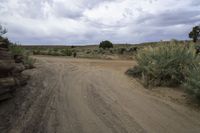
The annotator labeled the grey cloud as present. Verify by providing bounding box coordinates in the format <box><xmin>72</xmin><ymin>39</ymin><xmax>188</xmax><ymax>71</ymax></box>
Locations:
<box><xmin>137</xmin><ymin>9</ymin><xmax>200</xmax><ymax>27</ymax></box>
<box><xmin>83</xmin><ymin>0</ymin><xmax>118</xmax><ymax>8</ymax></box>
<box><xmin>0</xmin><ymin>0</ymin><xmax>200</xmax><ymax>45</ymax></box>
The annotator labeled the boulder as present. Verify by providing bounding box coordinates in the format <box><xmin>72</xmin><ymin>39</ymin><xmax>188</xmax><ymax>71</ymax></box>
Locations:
<box><xmin>0</xmin><ymin>37</ymin><xmax>30</xmax><ymax>102</ymax></box>
<box><xmin>0</xmin><ymin>50</ymin><xmax>12</xmax><ymax>60</ymax></box>
<box><xmin>14</xmin><ymin>55</ymin><xmax>24</xmax><ymax>63</ymax></box>
<box><xmin>0</xmin><ymin>60</ymin><xmax>15</xmax><ymax>72</ymax></box>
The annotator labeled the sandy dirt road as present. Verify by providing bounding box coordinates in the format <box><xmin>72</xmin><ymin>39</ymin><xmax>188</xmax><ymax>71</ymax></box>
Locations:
<box><xmin>5</xmin><ymin>56</ymin><xmax>200</xmax><ymax>133</ymax></box>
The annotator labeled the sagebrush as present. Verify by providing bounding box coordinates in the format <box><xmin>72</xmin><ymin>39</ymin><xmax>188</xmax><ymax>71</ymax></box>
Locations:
<box><xmin>184</xmin><ymin>65</ymin><xmax>200</xmax><ymax>99</ymax></box>
<box><xmin>129</xmin><ymin>43</ymin><xmax>198</xmax><ymax>87</ymax></box>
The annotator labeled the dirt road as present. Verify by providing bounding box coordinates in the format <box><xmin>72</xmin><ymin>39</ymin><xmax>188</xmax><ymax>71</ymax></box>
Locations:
<box><xmin>5</xmin><ymin>56</ymin><xmax>200</xmax><ymax>133</ymax></box>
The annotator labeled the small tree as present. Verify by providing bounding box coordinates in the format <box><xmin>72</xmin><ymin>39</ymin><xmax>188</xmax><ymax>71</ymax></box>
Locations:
<box><xmin>189</xmin><ymin>25</ymin><xmax>200</xmax><ymax>43</ymax></box>
<box><xmin>99</xmin><ymin>40</ymin><xmax>113</xmax><ymax>49</ymax></box>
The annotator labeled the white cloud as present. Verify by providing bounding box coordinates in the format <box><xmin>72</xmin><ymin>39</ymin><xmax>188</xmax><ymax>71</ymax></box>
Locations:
<box><xmin>0</xmin><ymin>0</ymin><xmax>200</xmax><ymax>45</ymax></box>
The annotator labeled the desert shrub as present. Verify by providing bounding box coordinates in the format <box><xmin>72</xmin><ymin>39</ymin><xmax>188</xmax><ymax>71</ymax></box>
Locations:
<box><xmin>126</xmin><ymin>66</ymin><xmax>143</xmax><ymax>77</ymax></box>
<box><xmin>131</xmin><ymin>43</ymin><xmax>198</xmax><ymax>86</ymax></box>
<box><xmin>33</xmin><ymin>50</ymin><xmax>41</xmax><ymax>55</ymax></box>
<box><xmin>23</xmin><ymin>53</ymin><xmax>36</xmax><ymax>69</ymax></box>
<box><xmin>9</xmin><ymin>44</ymin><xmax>25</xmax><ymax>56</ymax></box>
<box><xmin>61</xmin><ymin>48</ymin><xmax>72</xmax><ymax>56</ymax></box>
<box><xmin>9</xmin><ymin>44</ymin><xmax>35</xmax><ymax>68</ymax></box>
<box><xmin>129</xmin><ymin>47</ymin><xmax>138</xmax><ymax>52</ymax></box>
<box><xmin>170</xmin><ymin>39</ymin><xmax>179</xmax><ymax>45</ymax></box>
<box><xmin>86</xmin><ymin>50</ymin><xmax>92</xmax><ymax>54</ymax></box>
<box><xmin>184</xmin><ymin>65</ymin><xmax>200</xmax><ymax>99</ymax></box>
<box><xmin>71</xmin><ymin>45</ymin><xmax>75</xmax><ymax>48</ymax></box>
<box><xmin>97</xmin><ymin>48</ymin><xmax>104</xmax><ymax>54</ymax></box>
<box><xmin>48</xmin><ymin>49</ymin><xmax>59</xmax><ymax>56</ymax></box>
<box><xmin>53</xmin><ymin>48</ymin><xmax>58</xmax><ymax>52</ymax></box>
<box><xmin>118</xmin><ymin>48</ymin><xmax>126</xmax><ymax>54</ymax></box>
<box><xmin>99</xmin><ymin>40</ymin><xmax>113</xmax><ymax>49</ymax></box>
<box><xmin>73</xmin><ymin>52</ymin><xmax>77</xmax><ymax>57</ymax></box>
<box><xmin>48</xmin><ymin>49</ymin><xmax>53</xmax><ymax>55</ymax></box>
<box><xmin>195</xmin><ymin>44</ymin><xmax>200</xmax><ymax>54</ymax></box>
<box><xmin>38</xmin><ymin>51</ymin><xmax>47</xmax><ymax>55</ymax></box>
<box><xmin>93</xmin><ymin>49</ymin><xmax>98</xmax><ymax>53</ymax></box>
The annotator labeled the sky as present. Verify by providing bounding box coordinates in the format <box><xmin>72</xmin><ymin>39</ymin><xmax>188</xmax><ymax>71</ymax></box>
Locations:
<box><xmin>0</xmin><ymin>0</ymin><xmax>200</xmax><ymax>45</ymax></box>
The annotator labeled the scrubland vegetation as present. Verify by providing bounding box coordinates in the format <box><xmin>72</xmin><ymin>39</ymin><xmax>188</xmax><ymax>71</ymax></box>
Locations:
<box><xmin>0</xmin><ymin>25</ymin><xmax>34</xmax><ymax>101</ymax></box>
<box><xmin>2</xmin><ymin>24</ymin><xmax>200</xmax><ymax>101</ymax></box>
<box><xmin>9</xmin><ymin>44</ymin><xmax>35</xmax><ymax>69</ymax></box>
<box><xmin>127</xmin><ymin>25</ymin><xmax>200</xmax><ymax>100</ymax></box>
<box><xmin>128</xmin><ymin>43</ymin><xmax>200</xmax><ymax>99</ymax></box>
<box><xmin>0</xmin><ymin>25</ymin><xmax>35</xmax><ymax>69</ymax></box>
<box><xmin>127</xmin><ymin>43</ymin><xmax>197</xmax><ymax>86</ymax></box>
<box><xmin>27</xmin><ymin>44</ymin><xmax>138</xmax><ymax>59</ymax></box>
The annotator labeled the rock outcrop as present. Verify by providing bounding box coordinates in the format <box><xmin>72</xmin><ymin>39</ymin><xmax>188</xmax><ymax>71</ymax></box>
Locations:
<box><xmin>0</xmin><ymin>37</ymin><xmax>29</xmax><ymax>101</ymax></box>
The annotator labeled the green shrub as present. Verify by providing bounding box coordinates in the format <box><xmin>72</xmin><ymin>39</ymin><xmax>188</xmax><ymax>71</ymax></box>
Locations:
<box><xmin>23</xmin><ymin>54</ymin><xmax>36</xmax><ymax>69</ymax></box>
<box><xmin>184</xmin><ymin>65</ymin><xmax>200</xmax><ymax>99</ymax></box>
<box><xmin>99</xmin><ymin>40</ymin><xmax>113</xmax><ymax>49</ymax></box>
<box><xmin>9</xmin><ymin>44</ymin><xmax>35</xmax><ymax>69</ymax></box>
<box><xmin>9</xmin><ymin>44</ymin><xmax>25</xmax><ymax>56</ymax></box>
<box><xmin>48</xmin><ymin>49</ymin><xmax>56</xmax><ymax>55</ymax></box>
<box><xmin>73</xmin><ymin>52</ymin><xmax>77</xmax><ymax>57</ymax></box>
<box><xmin>61</xmin><ymin>48</ymin><xmax>72</xmax><ymax>56</ymax></box>
<box><xmin>126</xmin><ymin>66</ymin><xmax>143</xmax><ymax>77</ymax></box>
<box><xmin>86</xmin><ymin>50</ymin><xmax>91</xmax><ymax>54</ymax></box>
<box><xmin>33</xmin><ymin>50</ymin><xmax>41</xmax><ymax>55</ymax></box>
<box><xmin>128</xmin><ymin>47</ymin><xmax>138</xmax><ymax>52</ymax></box>
<box><xmin>132</xmin><ymin>43</ymin><xmax>198</xmax><ymax>86</ymax></box>
<box><xmin>118</xmin><ymin>48</ymin><xmax>126</xmax><ymax>54</ymax></box>
<box><xmin>53</xmin><ymin>48</ymin><xmax>58</xmax><ymax>52</ymax></box>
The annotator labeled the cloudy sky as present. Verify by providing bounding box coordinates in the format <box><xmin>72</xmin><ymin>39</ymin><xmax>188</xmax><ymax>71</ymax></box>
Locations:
<box><xmin>0</xmin><ymin>0</ymin><xmax>200</xmax><ymax>45</ymax></box>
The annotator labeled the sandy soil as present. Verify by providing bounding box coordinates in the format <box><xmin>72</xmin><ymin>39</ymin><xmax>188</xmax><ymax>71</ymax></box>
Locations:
<box><xmin>1</xmin><ymin>56</ymin><xmax>200</xmax><ymax>133</ymax></box>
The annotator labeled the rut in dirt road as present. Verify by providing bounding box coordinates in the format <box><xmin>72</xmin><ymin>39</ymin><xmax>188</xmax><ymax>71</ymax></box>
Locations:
<box><xmin>7</xmin><ymin>56</ymin><xmax>200</xmax><ymax>133</ymax></box>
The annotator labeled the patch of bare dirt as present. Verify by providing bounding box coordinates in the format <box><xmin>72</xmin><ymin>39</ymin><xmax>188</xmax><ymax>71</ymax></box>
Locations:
<box><xmin>1</xmin><ymin>56</ymin><xmax>200</xmax><ymax>133</ymax></box>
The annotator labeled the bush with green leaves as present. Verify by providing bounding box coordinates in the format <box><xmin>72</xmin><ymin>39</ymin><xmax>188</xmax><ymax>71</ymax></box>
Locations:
<box><xmin>9</xmin><ymin>44</ymin><xmax>26</xmax><ymax>56</ymax></box>
<box><xmin>61</xmin><ymin>48</ymin><xmax>72</xmax><ymax>56</ymax></box>
<box><xmin>99</xmin><ymin>40</ymin><xmax>113</xmax><ymax>49</ymax></box>
<box><xmin>33</xmin><ymin>50</ymin><xmax>40</xmax><ymax>55</ymax></box>
<box><xmin>118</xmin><ymin>48</ymin><xmax>126</xmax><ymax>54</ymax></box>
<box><xmin>184</xmin><ymin>65</ymin><xmax>200</xmax><ymax>99</ymax></box>
<box><xmin>128</xmin><ymin>47</ymin><xmax>138</xmax><ymax>52</ymax></box>
<box><xmin>9</xmin><ymin>44</ymin><xmax>35</xmax><ymax>68</ymax></box>
<box><xmin>131</xmin><ymin>43</ymin><xmax>198</xmax><ymax>87</ymax></box>
<box><xmin>23</xmin><ymin>53</ymin><xmax>36</xmax><ymax>69</ymax></box>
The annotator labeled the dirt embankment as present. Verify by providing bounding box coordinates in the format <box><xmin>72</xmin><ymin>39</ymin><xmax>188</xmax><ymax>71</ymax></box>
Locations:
<box><xmin>1</xmin><ymin>56</ymin><xmax>200</xmax><ymax>133</ymax></box>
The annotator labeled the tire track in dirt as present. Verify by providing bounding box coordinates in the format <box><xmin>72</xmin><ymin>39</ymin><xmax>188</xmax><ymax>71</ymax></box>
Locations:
<box><xmin>6</xmin><ymin>56</ymin><xmax>200</xmax><ymax>133</ymax></box>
